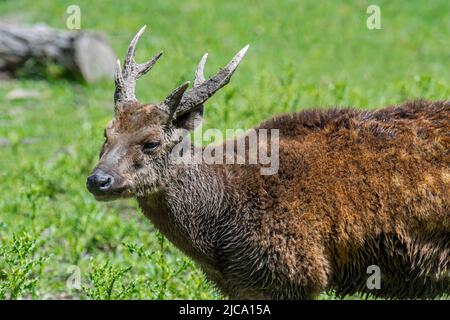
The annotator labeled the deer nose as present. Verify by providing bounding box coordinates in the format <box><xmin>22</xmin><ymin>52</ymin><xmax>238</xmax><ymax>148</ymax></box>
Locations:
<box><xmin>86</xmin><ymin>170</ymin><xmax>114</xmax><ymax>194</ymax></box>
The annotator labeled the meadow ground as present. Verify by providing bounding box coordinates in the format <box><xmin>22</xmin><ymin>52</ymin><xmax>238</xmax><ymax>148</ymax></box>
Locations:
<box><xmin>0</xmin><ymin>0</ymin><xmax>449</xmax><ymax>299</ymax></box>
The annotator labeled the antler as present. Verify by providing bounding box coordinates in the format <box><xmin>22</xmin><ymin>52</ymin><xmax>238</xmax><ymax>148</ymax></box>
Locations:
<box><xmin>114</xmin><ymin>27</ymin><xmax>249</xmax><ymax>117</ymax></box>
<box><xmin>180</xmin><ymin>45</ymin><xmax>249</xmax><ymax>115</ymax></box>
<box><xmin>194</xmin><ymin>53</ymin><xmax>208</xmax><ymax>87</ymax></box>
<box><xmin>114</xmin><ymin>26</ymin><xmax>162</xmax><ymax>110</ymax></box>
<box><xmin>163</xmin><ymin>53</ymin><xmax>208</xmax><ymax>122</ymax></box>
<box><xmin>162</xmin><ymin>45</ymin><xmax>249</xmax><ymax>119</ymax></box>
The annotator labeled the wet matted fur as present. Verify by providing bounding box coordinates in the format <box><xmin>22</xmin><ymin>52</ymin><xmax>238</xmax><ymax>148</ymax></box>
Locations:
<box><xmin>134</xmin><ymin>100</ymin><xmax>449</xmax><ymax>299</ymax></box>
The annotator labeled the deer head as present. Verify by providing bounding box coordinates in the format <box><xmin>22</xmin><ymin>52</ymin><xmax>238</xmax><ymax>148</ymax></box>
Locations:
<box><xmin>86</xmin><ymin>26</ymin><xmax>248</xmax><ymax>201</ymax></box>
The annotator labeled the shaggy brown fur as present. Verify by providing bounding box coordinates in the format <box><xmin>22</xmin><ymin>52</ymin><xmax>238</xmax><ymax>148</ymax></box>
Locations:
<box><xmin>89</xmin><ymin>98</ymin><xmax>449</xmax><ymax>299</ymax></box>
<box><xmin>248</xmin><ymin>99</ymin><xmax>450</xmax><ymax>298</ymax></box>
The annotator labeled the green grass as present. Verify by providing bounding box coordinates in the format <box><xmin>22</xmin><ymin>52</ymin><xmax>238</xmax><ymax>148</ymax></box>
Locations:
<box><xmin>0</xmin><ymin>0</ymin><xmax>449</xmax><ymax>299</ymax></box>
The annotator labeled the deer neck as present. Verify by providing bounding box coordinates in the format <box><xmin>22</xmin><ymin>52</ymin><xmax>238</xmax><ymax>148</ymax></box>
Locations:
<box><xmin>136</xmin><ymin>162</ymin><xmax>228</xmax><ymax>267</ymax></box>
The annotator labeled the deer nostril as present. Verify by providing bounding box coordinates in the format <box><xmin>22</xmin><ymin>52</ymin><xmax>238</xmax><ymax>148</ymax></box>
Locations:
<box><xmin>99</xmin><ymin>176</ymin><xmax>112</xmax><ymax>189</ymax></box>
<box><xmin>87</xmin><ymin>170</ymin><xmax>114</xmax><ymax>194</ymax></box>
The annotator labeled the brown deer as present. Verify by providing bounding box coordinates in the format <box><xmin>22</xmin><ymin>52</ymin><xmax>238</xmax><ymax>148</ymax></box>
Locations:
<box><xmin>87</xmin><ymin>26</ymin><xmax>450</xmax><ymax>299</ymax></box>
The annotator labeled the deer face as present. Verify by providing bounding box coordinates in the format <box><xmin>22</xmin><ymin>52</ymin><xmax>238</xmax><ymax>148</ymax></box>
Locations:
<box><xmin>87</xmin><ymin>103</ymin><xmax>172</xmax><ymax>201</ymax></box>
<box><xmin>86</xmin><ymin>26</ymin><xmax>248</xmax><ymax>201</ymax></box>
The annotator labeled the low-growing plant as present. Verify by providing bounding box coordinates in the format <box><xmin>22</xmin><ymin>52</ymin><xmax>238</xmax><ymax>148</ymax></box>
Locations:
<box><xmin>0</xmin><ymin>232</ymin><xmax>45</xmax><ymax>299</ymax></box>
<box><xmin>124</xmin><ymin>234</ymin><xmax>195</xmax><ymax>299</ymax></box>
<box><xmin>83</xmin><ymin>259</ymin><xmax>136</xmax><ymax>300</ymax></box>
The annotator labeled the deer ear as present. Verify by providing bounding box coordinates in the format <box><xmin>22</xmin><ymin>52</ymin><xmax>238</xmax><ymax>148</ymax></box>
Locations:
<box><xmin>169</xmin><ymin>52</ymin><xmax>208</xmax><ymax>131</ymax></box>
<box><xmin>162</xmin><ymin>81</ymin><xmax>203</xmax><ymax>131</ymax></box>
<box><xmin>163</xmin><ymin>81</ymin><xmax>190</xmax><ymax>121</ymax></box>
<box><xmin>172</xmin><ymin>106</ymin><xmax>203</xmax><ymax>131</ymax></box>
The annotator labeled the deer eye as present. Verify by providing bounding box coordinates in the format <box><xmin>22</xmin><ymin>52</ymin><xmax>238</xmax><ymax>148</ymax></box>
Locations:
<box><xmin>142</xmin><ymin>141</ymin><xmax>160</xmax><ymax>153</ymax></box>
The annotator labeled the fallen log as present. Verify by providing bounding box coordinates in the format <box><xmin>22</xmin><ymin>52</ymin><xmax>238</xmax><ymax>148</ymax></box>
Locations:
<box><xmin>0</xmin><ymin>23</ymin><xmax>117</xmax><ymax>83</ymax></box>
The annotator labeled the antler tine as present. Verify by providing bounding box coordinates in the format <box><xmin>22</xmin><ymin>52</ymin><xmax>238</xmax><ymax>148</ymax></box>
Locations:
<box><xmin>114</xmin><ymin>59</ymin><xmax>124</xmax><ymax>88</ymax></box>
<box><xmin>124</xmin><ymin>26</ymin><xmax>147</xmax><ymax>68</ymax></box>
<box><xmin>124</xmin><ymin>26</ymin><xmax>163</xmax><ymax>78</ymax></box>
<box><xmin>136</xmin><ymin>51</ymin><xmax>163</xmax><ymax>78</ymax></box>
<box><xmin>223</xmin><ymin>44</ymin><xmax>249</xmax><ymax>79</ymax></box>
<box><xmin>194</xmin><ymin>53</ymin><xmax>208</xmax><ymax>87</ymax></box>
<box><xmin>114</xmin><ymin>59</ymin><xmax>125</xmax><ymax>108</ymax></box>
<box><xmin>114</xmin><ymin>26</ymin><xmax>163</xmax><ymax>109</ymax></box>
<box><xmin>176</xmin><ymin>45</ymin><xmax>249</xmax><ymax>116</ymax></box>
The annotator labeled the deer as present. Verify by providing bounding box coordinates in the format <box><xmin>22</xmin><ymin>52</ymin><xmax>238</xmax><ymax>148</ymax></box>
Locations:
<box><xmin>87</xmin><ymin>26</ymin><xmax>450</xmax><ymax>299</ymax></box>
